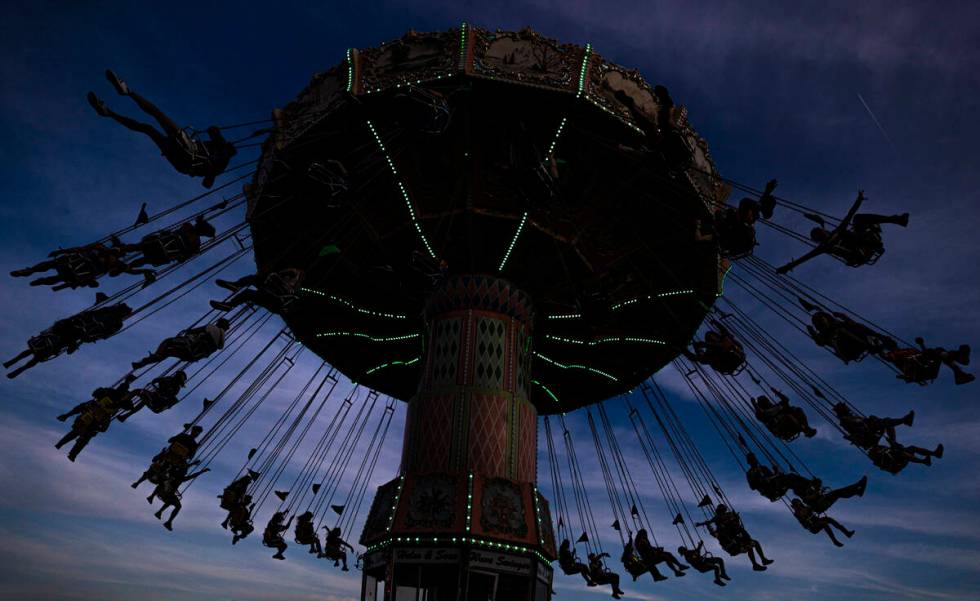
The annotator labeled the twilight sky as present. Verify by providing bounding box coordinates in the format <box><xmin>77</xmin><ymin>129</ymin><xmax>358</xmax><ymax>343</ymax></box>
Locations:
<box><xmin>2</xmin><ymin>1</ymin><xmax>980</xmax><ymax>600</ymax></box>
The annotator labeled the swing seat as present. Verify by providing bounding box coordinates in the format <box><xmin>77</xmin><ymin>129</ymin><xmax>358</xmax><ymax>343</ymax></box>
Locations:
<box><xmin>295</xmin><ymin>533</ymin><xmax>317</xmax><ymax>545</ymax></box>
<box><xmin>146</xmin><ymin>393</ymin><xmax>180</xmax><ymax>414</ymax></box>
<box><xmin>61</xmin><ymin>253</ymin><xmax>101</xmax><ymax>279</ymax></box>
<box><xmin>27</xmin><ymin>334</ymin><xmax>62</xmax><ymax>358</ymax></box>
<box><xmin>710</xmin><ymin>353</ymin><xmax>746</xmax><ymax>375</ymax></box>
<box><xmin>624</xmin><ymin>560</ymin><xmax>647</xmax><ymax>579</ymax></box>
<box><xmin>765</xmin><ymin>415</ymin><xmax>805</xmax><ymax>441</ymax></box>
<box><xmin>169</xmin><ymin>442</ymin><xmax>192</xmax><ymax>459</ymax></box>
<box><xmin>219</xmin><ymin>494</ymin><xmax>239</xmax><ymax>511</ymax></box>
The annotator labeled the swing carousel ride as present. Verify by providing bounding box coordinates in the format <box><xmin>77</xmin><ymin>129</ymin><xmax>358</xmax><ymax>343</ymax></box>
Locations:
<box><xmin>6</xmin><ymin>24</ymin><xmax>973</xmax><ymax>601</ymax></box>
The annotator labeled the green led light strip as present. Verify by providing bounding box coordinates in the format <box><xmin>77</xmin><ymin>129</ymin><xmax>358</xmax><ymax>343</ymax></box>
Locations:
<box><xmin>301</xmin><ymin>288</ymin><xmax>408</xmax><ymax>319</ymax></box>
<box><xmin>386</xmin><ymin>476</ymin><xmax>405</xmax><ymax>532</ymax></box>
<box><xmin>364</xmin><ymin>74</ymin><xmax>447</xmax><ymax>95</ymax></box>
<box><xmin>365</xmin><ymin>535</ymin><xmax>551</xmax><ymax>565</ymax></box>
<box><xmin>497</xmin><ymin>211</ymin><xmax>528</xmax><ymax>272</ymax></box>
<box><xmin>610</xmin><ymin>289</ymin><xmax>696</xmax><ymax>311</ymax></box>
<box><xmin>535</xmin><ymin>45</ymin><xmax>589</xmax><ymax>173</ymax></box>
<box><xmin>465</xmin><ymin>472</ymin><xmax>474</xmax><ymax>532</ymax></box>
<box><xmin>576</xmin><ymin>44</ymin><xmax>592</xmax><ymax>98</ymax></box>
<box><xmin>533</xmin><ymin>487</ymin><xmax>545</xmax><ymax>548</ymax></box>
<box><xmin>585</xmin><ymin>96</ymin><xmax>644</xmax><ymax>134</ymax></box>
<box><xmin>538</xmin><ymin>46</ymin><xmax>591</xmax><ymax>174</ymax></box>
<box><xmin>458</xmin><ymin>22</ymin><xmax>468</xmax><ymax>69</ymax></box>
<box><xmin>316</xmin><ymin>331</ymin><xmax>420</xmax><ymax>343</ymax></box>
<box><xmin>346</xmin><ymin>48</ymin><xmax>354</xmax><ymax>93</ymax></box>
<box><xmin>546</xmin><ymin>117</ymin><xmax>567</xmax><ymax>156</ymax></box>
<box><xmin>531</xmin><ymin>379</ymin><xmax>560</xmax><ymax>406</ymax></box>
<box><xmin>365</xmin><ymin>357</ymin><xmax>420</xmax><ymax>376</ymax></box>
<box><xmin>718</xmin><ymin>262</ymin><xmax>733</xmax><ymax>297</ymax></box>
<box><xmin>544</xmin><ymin>334</ymin><xmax>666</xmax><ymax>347</ymax></box>
<box><xmin>534</xmin><ymin>352</ymin><xmax>619</xmax><ymax>382</ymax></box>
<box><xmin>546</xmin><ymin>313</ymin><xmax>581</xmax><ymax>320</ymax></box>
<box><xmin>366</xmin><ymin>120</ymin><xmax>438</xmax><ymax>259</ymax></box>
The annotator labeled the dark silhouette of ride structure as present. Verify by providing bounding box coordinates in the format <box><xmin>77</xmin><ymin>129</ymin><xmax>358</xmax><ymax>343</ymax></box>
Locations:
<box><xmin>244</xmin><ymin>24</ymin><xmax>731</xmax><ymax>600</ymax></box>
<box><xmin>4</xmin><ymin>22</ymin><xmax>975</xmax><ymax>601</ymax></box>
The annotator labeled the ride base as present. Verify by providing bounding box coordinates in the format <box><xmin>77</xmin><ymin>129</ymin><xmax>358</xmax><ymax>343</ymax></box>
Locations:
<box><xmin>359</xmin><ymin>275</ymin><xmax>556</xmax><ymax>600</ymax></box>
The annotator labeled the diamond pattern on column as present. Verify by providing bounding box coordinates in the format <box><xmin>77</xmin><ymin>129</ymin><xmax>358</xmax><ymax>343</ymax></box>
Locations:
<box><xmin>428</xmin><ymin>317</ymin><xmax>461</xmax><ymax>388</ymax></box>
<box><xmin>468</xmin><ymin>392</ymin><xmax>508</xmax><ymax>476</ymax></box>
<box><xmin>416</xmin><ymin>394</ymin><xmax>455</xmax><ymax>473</ymax></box>
<box><xmin>473</xmin><ymin>317</ymin><xmax>506</xmax><ymax>389</ymax></box>
<box><xmin>514</xmin><ymin>327</ymin><xmax>530</xmax><ymax>400</ymax></box>
<box><xmin>517</xmin><ymin>403</ymin><xmax>537</xmax><ymax>481</ymax></box>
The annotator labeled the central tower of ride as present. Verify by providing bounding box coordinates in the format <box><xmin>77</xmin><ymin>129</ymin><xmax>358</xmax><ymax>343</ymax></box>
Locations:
<box><xmin>246</xmin><ymin>24</ymin><xmax>727</xmax><ymax>600</ymax></box>
<box><xmin>360</xmin><ymin>275</ymin><xmax>553</xmax><ymax>599</ymax></box>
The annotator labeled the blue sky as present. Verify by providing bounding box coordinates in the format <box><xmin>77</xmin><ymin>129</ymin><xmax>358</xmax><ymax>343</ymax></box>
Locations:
<box><xmin>2</xmin><ymin>1</ymin><xmax>979</xmax><ymax>600</ymax></box>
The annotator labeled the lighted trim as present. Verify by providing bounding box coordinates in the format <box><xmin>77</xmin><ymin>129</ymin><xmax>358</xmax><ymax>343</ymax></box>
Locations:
<box><xmin>301</xmin><ymin>288</ymin><xmax>408</xmax><ymax>320</ymax></box>
<box><xmin>458</xmin><ymin>22</ymin><xmax>468</xmax><ymax>69</ymax></box>
<box><xmin>718</xmin><ymin>262</ymin><xmax>733</xmax><ymax>297</ymax></box>
<box><xmin>316</xmin><ymin>331</ymin><xmax>420</xmax><ymax>343</ymax></box>
<box><xmin>534</xmin><ymin>352</ymin><xmax>619</xmax><ymax>382</ymax></box>
<box><xmin>544</xmin><ymin>334</ymin><xmax>666</xmax><ymax>346</ymax></box>
<box><xmin>346</xmin><ymin>48</ymin><xmax>354</xmax><ymax>93</ymax></box>
<box><xmin>365</xmin><ymin>534</ymin><xmax>551</xmax><ymax>565</ymax></box>
<box><xmin>386</xmin><ymin>476</ymin><xmax>405</xmax><ymax>532</ymax></box>
<box><xmin>497</xmin><ymin>211</ymin><xmax>529</xmax><ymax>272</ymax></box>
<box><xmin>366</xmin><ymin>120</ymin><xmax>438</xmax><ymax>259</ymax></box>
<box><xmin>610</xmin><ymin>289</ymin><xmax>695</xmax><ymax>311</ymax></box>
<box><xmin>364</xmin><ymin>357</ymin><xmax>420</xmax><ymax>376</ymax></box>
<box><xmin>465</xmin><ymin>472</ymin><xmax>474</xmax><ymax>532</ymax></box>
<box><xmin>576</xmin><ymin>44</ymin><xmax>592</xmax><ymax>98</ymax></box>
<box><xmin>532</xmin><ymin>379</ymin><xmax>561</xmax><ymax>406</ymax></box>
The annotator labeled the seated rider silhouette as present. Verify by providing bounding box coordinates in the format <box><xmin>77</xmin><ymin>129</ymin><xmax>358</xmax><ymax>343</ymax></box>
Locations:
<box><xmin>685</xmin><ymin>320</ymin><xmax>746</xmax><ymax>375</ymax></box>
<box><xmin>696</xmin><ymin>504</ymin><xmax>773</xmax><ymax>572</ymax></box>
<box><xmin>620</xmin><ymin>534</ymin><xmax>649</xmax><ymax>581</ymax></box>
<box><xmin>55</xmin><ymin>374</ymin><xmax>137</xmax><ymax>461</ymax></box>
<box><xmin>211</xmin><ymin>268</ymin><xmax>305</xmax><ymax>315</ymax></box>
<box><xmin>833</xmin><ymin>403</ymin><xmax>916</xmax><ymax>450</ymax></box>
<box><xmin>634</xmin><ymin>528</ymin><xmax>689</xmax><ymax>580</ymax></box>
<box><xmin>11</xmin><ymin>243</ymin><xmax>151</xmax><ymax>290</ymax></box>
<box><xmin>777</xmin><ymin>191</ymin><xmax>909</xmax><ymax>273</ymax></box>
<box><xmin>800</xmin><ymin>298</ymin><xmax>897</xmax><ymax>363</ymax></box>
<box><xmin>559</xmin><ymin>539</ymin><xmax>596</xmax><ymax>586</ymax></box>
<box><xmin>883</xmin><ymin>337</ymin><xmax>973</xmax><ymax>386</ymax></box>
<box><xmin>4</xmin><ymin>301</ymin><xmax>133</xmax><ymax>378</ymax></box>
<box><xmin>678</xmin><ymin>541</ymin><xmax>730</xmax><ymax>586</ymax></box>
<box><xmin>790</xmin><ymin>498</ymin><xmax>854</xmax><ymax>547</ymax></box>
<box><xmin>587</xmin><ymin>552</ymin><xmax>625</xmax><ymax>599</ymax></box>
<box><xmin>121</xmin><ymin>216</ymin><xmax>217</xmax><ymax>272</ymax></box>
<box><xmin>322</xmin><ymin>527</ymin><xmax>355</xmax><ymax>571</ymax></box>
<box><xmin>294</xmin><ymin>511</ymin><xmax>324</xmax><ymax>556</ymax></box>
<box><xmin>263</xmin><ymin>511</ymin><xmax>293</xmax><ymax>560</ymax></box>
<box><xmin>868</xmin><ymin>439</ymin><xmax>943</xmax><ymax>475</ymax></box>
<box><xmin>696</xmin><ymin>180</ymin><xmax>777</xmax><ymax>259</ymax></box>
<box><xmin>88</xmin><ymin>70</ymin><xmax>236</xmax><ymax>188</ymax></box>
<box><xmin>118</xmin><ymin>370</ymin><xmax>188</xmax><ymax>419</ymax></box>
<box><xmin>751</xmin><ymin>389</ymin><xmax>817</xmax><ymax>440</ymax></box>
<box><xmin>744</xmin><ymin>451</ymin><xmax>812</xmax><ymax>502</ymax></box>
<box><xmin>131</xmin><ymin>319</ymin><xmax>229</xmax><ymax>370</ymax></box>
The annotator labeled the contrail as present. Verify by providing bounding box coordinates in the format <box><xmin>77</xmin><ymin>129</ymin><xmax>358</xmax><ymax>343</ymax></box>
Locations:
<box><xmin>857</xmin><ymin>92</ymin><xmax>896</xmax><ymax>150</ymax></box>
